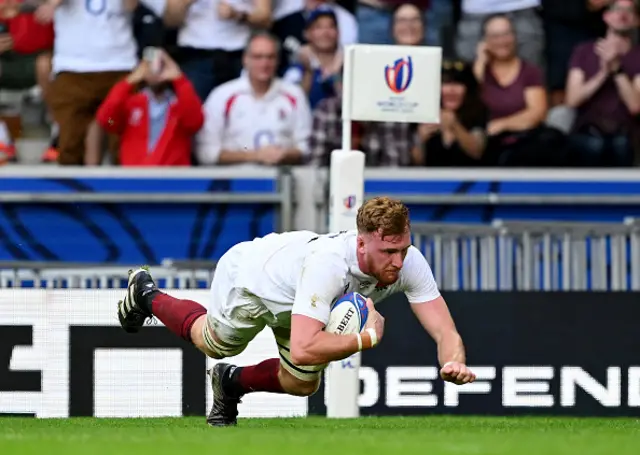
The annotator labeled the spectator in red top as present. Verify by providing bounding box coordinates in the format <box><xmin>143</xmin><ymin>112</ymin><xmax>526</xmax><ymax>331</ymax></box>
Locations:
<box><xmin>0</xmin><ymin>0</ymin><xmax>53</xmax><ymax>90</ymax></box>
<box><xmin>0</xmin><ymin>0</ymin><xmax>54</xmax><ymax>163</ymax></box>
<box><xmin>93</xmin><ymin>49</ymin><xmax>204</xmax><ymax>166</ymax></box>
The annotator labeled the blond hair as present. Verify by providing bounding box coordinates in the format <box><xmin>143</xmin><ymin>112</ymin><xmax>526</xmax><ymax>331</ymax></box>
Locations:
<box><xmin>356</xmin><ymin>196</ymin><xmax>410</xmax><ymax>237</ymax></box>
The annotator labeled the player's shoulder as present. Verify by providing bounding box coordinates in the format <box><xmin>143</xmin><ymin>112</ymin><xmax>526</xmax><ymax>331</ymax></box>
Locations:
<box><xmin>305</xmin><ymin>231</ymin><xmax>355</xmax><ymax>266</ymax></box>
<box><xmin>400</xmin><ymin>245</ymin><xmax>432</xmax><ymax>276</ymax></box>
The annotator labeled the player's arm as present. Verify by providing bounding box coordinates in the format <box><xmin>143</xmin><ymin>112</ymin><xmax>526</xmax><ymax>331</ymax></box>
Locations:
<box><xmin>403</xmin><ymin>247</ymin><xmax>475</xmax><ymax>385</ymax></box>
<box><xmin>290</xmin><ymin>256</ymin><xmax>376</xmax><ymax>366</ymax></box>
<box><xmin>411</xmin><ymin>296</ymin><xmax>466</xmax><ymax>368</ymax></box>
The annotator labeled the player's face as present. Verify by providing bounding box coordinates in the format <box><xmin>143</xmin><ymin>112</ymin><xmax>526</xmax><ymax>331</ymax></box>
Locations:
<box><xmin>360</xmin><ymin>230</ymin><xmax>412</xmax><ymax>285</ymax></box>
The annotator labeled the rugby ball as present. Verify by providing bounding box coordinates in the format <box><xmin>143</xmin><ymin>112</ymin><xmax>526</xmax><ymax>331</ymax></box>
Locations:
<box><xmin>325</xmin><ymin>292</ymin><xmax>369</xmax><ymax>335</ymax></box>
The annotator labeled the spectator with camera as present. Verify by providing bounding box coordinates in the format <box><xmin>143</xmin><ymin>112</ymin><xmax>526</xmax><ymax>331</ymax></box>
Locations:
<box><xmin>412</xmin><ymin>60</ymin><xmax>487</xmax><ymax>167</ymax></box>
<box><xmin>92</xmin><ymin>48</ymin><xmax>203</xmax><ymax>166</ymax></box>
<box><xmin>196</xmin><ymin>31</ymin><xmax>311</xmax><ymax>166</ymax></box>
<box><xmin>457</xmin><ymin>0</ymin><xmax>544</xmax><ymax>69</ymax></box>
<box><xmin>565</xmin><ymin>0</ymin><xmax>640</xmax><ymax>167</ymax></box>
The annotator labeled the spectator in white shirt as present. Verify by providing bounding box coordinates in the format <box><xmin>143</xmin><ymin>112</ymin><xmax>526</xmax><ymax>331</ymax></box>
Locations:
<box><xmin>35</xmin><ymin>0</ymin><xmax>142</xmax><ymax>165</ymax></box>
<box><xmin>163</xmin><ymin>0</ymin><xmax>272</xmax><ymax>102</ymax></box>
<box><xmin>196</xmin><ymin>31</ymin><xmax>312</xmax><ymax>165</ymax></box>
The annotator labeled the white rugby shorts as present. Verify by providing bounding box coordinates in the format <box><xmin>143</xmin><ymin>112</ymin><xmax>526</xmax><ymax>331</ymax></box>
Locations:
<box><xmin>204</xmin><ymin>243</ymin><xmax>326</xmax><ymax>382</ymax></box>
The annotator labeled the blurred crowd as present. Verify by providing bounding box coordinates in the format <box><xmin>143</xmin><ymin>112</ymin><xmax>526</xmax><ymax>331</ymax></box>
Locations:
<box><xmin>0</xmin><ymin>0</ymin><xmax>638</xmax><ymax>167</ymax></box>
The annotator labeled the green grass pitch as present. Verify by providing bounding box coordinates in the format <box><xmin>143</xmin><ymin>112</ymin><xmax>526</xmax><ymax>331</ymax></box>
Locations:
<box><xmin>1</xmin><ymin>416</ymin><xmax>638</xmax><ymax>455</ymax></box>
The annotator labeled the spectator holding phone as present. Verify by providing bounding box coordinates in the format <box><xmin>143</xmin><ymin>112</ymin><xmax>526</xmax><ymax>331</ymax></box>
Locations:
<box><xmin>473</xmin><ymin>14</ymin><xmax>563</xmax><ymax>166</ymax></box>
<box><xmin>93</xmin><ymin>48</ymin><xmax>204</xmax><ymax>166</ymax></box>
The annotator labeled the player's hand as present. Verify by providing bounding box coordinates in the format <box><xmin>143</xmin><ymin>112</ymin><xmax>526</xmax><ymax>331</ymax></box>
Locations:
<box><xmin>440</xmin><ymin>361</ymin><xmax>476</xmax><ymax>385</ymax></box>
<box><xmin>362</xmin><ymin>298</ymin><xmax>384</xmax><ymax>347</ymax></box>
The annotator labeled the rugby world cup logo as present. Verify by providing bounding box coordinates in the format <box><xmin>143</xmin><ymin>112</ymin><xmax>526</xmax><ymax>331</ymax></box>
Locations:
<box><xmin>385</xmin><ymin>56</ymin><xmax>413</xmax><ymax>94</ymax></box>
<box><xmin>343</xmin><ymin>195</ymin><xmax>356</xmax><ymax>209</ymax></box>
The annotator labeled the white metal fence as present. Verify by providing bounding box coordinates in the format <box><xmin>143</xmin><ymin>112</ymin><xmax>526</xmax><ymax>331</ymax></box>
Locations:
<box><xmin>412</xmin><ymin>218</ymin><xmax>640</xmax><ymax>291</ymax></box>
<box><xmin>0</xmin><ymin>259</ymin><xmax>217</xmax><ymax>290</ymax></box>
<box><xmin>2</xmin><ymin>220</ymin><xmax>640</xmax><ymax>291</ymax></box>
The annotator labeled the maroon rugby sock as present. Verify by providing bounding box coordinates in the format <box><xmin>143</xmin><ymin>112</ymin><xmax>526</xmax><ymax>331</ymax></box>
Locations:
<box><xmin>231</xmin><ymin>358</ymin><xmax>285</xmax><ymax>395</ymax></box>
<box><xmin>151</xmin><ymin>293</ymin><xmax>207</xmax><ymax>342</ymax></box>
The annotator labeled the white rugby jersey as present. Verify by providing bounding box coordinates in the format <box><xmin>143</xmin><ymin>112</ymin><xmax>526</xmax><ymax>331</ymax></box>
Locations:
<box><xmin>53</xmin><ymin>0</ymin><xmax>141</xmax><ymax>73</ymax></box>
<box><xmin>196</xmin><ymin>76</ymin><xmax>312</xmax><ymax>164</ymax></box>
<box><xmin>179</xmin><ymin>0</ymin><xmax>252</xmax><ymax>50</ymax></box>
<box><xmin>226</xmin><ymin>230</ymin><xmax>441</xmax><ymax>327</ymax></box>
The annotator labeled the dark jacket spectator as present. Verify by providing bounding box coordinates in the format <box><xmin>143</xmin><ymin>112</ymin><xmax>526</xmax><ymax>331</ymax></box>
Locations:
<box><xmin>413</xmin><ymin>60</ymin><xmax>488</xmax><ymax>167</ymax></box>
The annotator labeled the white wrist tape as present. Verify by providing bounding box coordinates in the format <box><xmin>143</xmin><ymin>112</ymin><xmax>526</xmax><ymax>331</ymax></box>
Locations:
<box><xmin>366</xmin><ymin>328</ymin><xmax>378</xmax><ymax>347</ymax></box>
<box><xmin>355</xmin><ymin>333</ymin><xmax>363</xmax><ymax>351</ymax></box>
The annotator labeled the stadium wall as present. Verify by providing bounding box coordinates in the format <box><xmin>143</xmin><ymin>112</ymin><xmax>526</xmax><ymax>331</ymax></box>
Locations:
<box><xmin>4</xmin><ymin>167</ymin><xmax>640</xmax><ymax>265</ymax></box>
<box><xmin>0</xmin><ymin>289</ymin><xmax>304</xmax><ymax>418</ymax></box>
<box><xmin>2</xmin><ymin>290</ymin><xmax>639</xmax><ymax>418</ymax></box>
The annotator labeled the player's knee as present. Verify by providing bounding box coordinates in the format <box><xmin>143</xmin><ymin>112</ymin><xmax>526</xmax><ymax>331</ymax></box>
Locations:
<box><xmin>282</xmin><ymin>377</ymin><xmax>321</xmax><ymax>397</ymax></box>
<box><xmin>197</xmin><ymin>316</ymin><xmax>247</xmax><ymax>359</ymax></box>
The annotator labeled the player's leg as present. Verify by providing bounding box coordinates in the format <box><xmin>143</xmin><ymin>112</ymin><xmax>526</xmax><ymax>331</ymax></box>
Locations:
<box><xmin>117</xmin><ymin>244</ymin><xmax>245</xmax><ymax>352</ymax></box>
<box><xmin>117</xmin><ymin>268</ymin><xmax>208</xmax><ymax>347</ymax></box>
<box><xmin>207</xmin><ymin>326</ymin><xmax>324</xmax><ymax>426</ymax></box>
<box><xmin>208</xmin><ymin>326</ymin><xmax>323</xmax><ymax>417</ymax></box>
